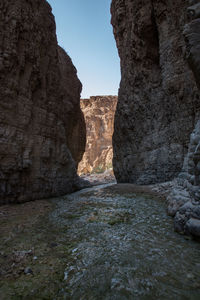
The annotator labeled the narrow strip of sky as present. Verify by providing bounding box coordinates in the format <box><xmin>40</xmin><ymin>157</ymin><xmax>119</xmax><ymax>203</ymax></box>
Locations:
<box><xmin>47</xmin><ymin>0</ymin><xmax>120</xmax><ymax>98</ymax></box>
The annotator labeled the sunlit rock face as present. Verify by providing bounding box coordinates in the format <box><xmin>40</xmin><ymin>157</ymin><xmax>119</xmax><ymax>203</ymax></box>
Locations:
<box><xmin>78</xmin><ymin>96</ymin><xmax>117</xmax><ymax>175</ymax></box>
<box><xmin>0</xmin><ymin>0</ymin><xmax>86</xmax><ymax>204</ymax></box>
<box><xmin>111</xmin><ymin>0</ymin><xmax>200</xmax><ymax>184</ymax></box>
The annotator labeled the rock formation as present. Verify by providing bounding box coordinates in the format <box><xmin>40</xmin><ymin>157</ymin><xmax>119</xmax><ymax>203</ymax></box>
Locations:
<box><xmin>167</xmin><ymin>0</ymin><xmax>200</xmax><ymax>237</ymax></box>
<box><xmin>78</xmin><ymin>96</ymin><xmax>117</xmax><ymax>174</ymax></box>
<box><xmin>0</xmin><ymin>0</ymin><xmax>86</xmax><ymax>204</ymax></box>
<box><xmin>111</xmin><ymin>0</ymin><xmax>200</xmax><ymax>237</ymax></box>
<box><xmin>111</xmin><ymin>0</ymin><xmax>200</xmax><ymax>185</ymax></box>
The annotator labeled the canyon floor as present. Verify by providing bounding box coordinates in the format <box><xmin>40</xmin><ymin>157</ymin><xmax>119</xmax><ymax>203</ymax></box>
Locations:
<box><xmin>0</xmin><ymin>180</ymin><xmax>200</xmax><ymax>299</ymax></box>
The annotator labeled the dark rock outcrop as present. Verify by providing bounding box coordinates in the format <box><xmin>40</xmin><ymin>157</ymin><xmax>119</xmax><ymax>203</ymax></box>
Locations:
<box><xmin>167</xmin><ymin>0</ymin><xmax>200</xmax><ymax>237</ymax></box>
<box><xmin>111</xmin><ymin>0</ymin><xmax>200</xmax><ymax>185</ymax></box>
<box><xmin>78</xmin><ymin>96</ymin><xmax>117</xmax><ymax>174</ymax></box>
<box><xmin>0</xmin><ymin>0</ymin><xmax>86</xmax><ymax>204</ymax></box>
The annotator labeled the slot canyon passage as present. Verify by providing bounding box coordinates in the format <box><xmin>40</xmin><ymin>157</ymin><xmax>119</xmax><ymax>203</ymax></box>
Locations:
<box><xmin>1</xmin><ymin>0</ymin><xmax>200</xmax><ymax>299</ymax></box>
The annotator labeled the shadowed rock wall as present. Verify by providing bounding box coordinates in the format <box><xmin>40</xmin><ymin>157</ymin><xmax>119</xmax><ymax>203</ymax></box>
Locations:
<box><xmin>0</xmin><ymin>0</ymin><xmax>86</xmax><ymax>203</ymax></box>
<box><xmin>167</xmin><ymin>0</ymin><xmax>200</xmax><ymax>237</ymax></box>
<box><xmin>111</xmin><ymin>0</ymin><xmax>200</xmax><ymax>184</ymax></box>
<box><xmin>78</xmin><ymin>96</ymin><xmax>117</xmax><ymax>174</ymax></box>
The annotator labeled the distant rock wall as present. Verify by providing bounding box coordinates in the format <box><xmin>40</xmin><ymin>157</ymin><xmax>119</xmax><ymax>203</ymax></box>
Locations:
<box><xmin>0</xmin><ymin>0</ymin><xmax>86</xmax><ymax>204</ymax></box>
<box><xmin>111</xmin><ymin>0</ymin><xmax>200</xmax><ymax>184</ymax></box>
<box><xmin>78</xmin><ymin>96</ymin><xmax>117</xmax><ymax>174</ymax></box>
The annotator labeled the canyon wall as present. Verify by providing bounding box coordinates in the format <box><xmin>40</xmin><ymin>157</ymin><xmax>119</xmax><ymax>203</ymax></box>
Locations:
<box><xmin>78</xmin><ymin>96</ymin><xmax>117</xmax><ymax>174</ymax></box>
<box><xmin>0</xmin><ymin>0</ymin><xmax>86</xmax><ymax>204</ymax></box>
<box><xmin>167</xmin><ymin>1</ymin><xmax>200</xmax><ymax>236</ymax></box>
<box><xmin>111</xmin><ymin>0</ymin><xmax>200</xmax><ymax>185</ymax></box>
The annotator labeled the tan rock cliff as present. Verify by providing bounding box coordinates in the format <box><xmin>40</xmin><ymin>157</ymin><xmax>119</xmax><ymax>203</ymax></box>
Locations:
<box><xmin>78</xmin><ymin>96</ymin><xmax>117</xmax><ymax>174</ymax></box>
<box><xmin>0</xmin><ymin>0</ymin><xmax>86</xmax><ymax>204</ymax></box>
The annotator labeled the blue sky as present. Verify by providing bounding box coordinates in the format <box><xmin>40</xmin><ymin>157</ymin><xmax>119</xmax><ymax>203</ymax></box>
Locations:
<box><xmin>47</xmin><ymin>0</ymin><xmax>120</xmax><ymax>98</ymax></box>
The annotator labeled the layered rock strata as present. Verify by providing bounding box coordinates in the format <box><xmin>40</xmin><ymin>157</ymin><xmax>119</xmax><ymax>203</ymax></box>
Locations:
<box><xmin>167</xmin><ymin>0</ymin><xmax>200</xmax><ymax>237</ymax></box>
<box><xmin>111</xmin><ymin>0</ymin><xmax>200</xmax><ymax>185</ymax></box>
<box><xmin>78</xmin><ymin>96</ymin><xmax>117</xmax><ymax>174</ymax></box>
<box><xmin>0</xmin><ymin>0</ymin><xmax>86</xmax><ymax>204</ymax></box>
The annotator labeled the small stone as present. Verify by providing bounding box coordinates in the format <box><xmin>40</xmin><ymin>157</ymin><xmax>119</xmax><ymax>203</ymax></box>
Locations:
<box><xmin>49</xmin><ymin>242</ymin><xmax>58</xmax><ymax>248</ymax></box>
<box><xmin>72</xmin><ymin>248</ymin><xmax>78</xmax><ymax>253</ymax></box>
<box><xmin>64</xmin><ymin>266</ymin><xmax>76</xmax><ymax>280</ymax></box>
<box><xmin>185</xmin><ymin>218</ymin><xmax>200</xmax><ymax>237</ymax></box>
<box><xmin>189</xmin><ymin>175</ymin><xmax>195</xmax><ymax>184</ymax></box>
<box><xmin>24</xmin><ymin>267</ymin><xmax>33</xmax><ymax>275</ymax></box>
<box><xmin>187</xmin><ymin>273</ymin><xmax>195</xmax><ymax>279</ymax></box>
<box><xmin>196</xmin><ymin>161</ymin><xmax>200</xmax><ymax>172</ymax></box>
<box><xmin>64</xmin><ymin>272</ymin><xmax>68</xmax><ymax>281</ymax></box>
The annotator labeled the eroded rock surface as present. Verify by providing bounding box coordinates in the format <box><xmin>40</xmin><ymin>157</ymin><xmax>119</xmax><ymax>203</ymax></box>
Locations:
<box><xmin>111</xmin><ymin>0</ymin><xmax>200</xmax><ymax>184</ymax></box>
<box><xmin>167</xmin><ymin>0</ymin><xmax>200</xmax><ymax>237</ymax></box>
<box><xmin>78</xmin><ymin>96</ymin><xmax>117</xmax><ymax>174</ymax></box>
<box><xmin>0</xmin><ymin>0</ymin><xmax>86</xmax><ymax>204</ymax></box>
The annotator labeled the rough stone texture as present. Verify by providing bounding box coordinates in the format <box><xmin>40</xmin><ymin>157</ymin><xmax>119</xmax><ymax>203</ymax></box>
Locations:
<box><xmin>185</xmin><ymin>218</ymin><xmax>200</xmax><ymax>237</ymax></box>
<box><xmin>166</xmin><ymin>0</ymin><xmax>200</xmax><ymax>237</ymax></box>
<box><xmin>167</xmin><ymin>115</ymin><xmax>200</xmax><ymax>237</ymax></box>
<box><xmin>78</xmin><ymin>96</ymin><xmax>117</xmax><ymax>174</ymax></box>
<box><xmin>184</xmin><ymin>19</ymin><xmax>200</xmax><ymax>89</ymax></box>
<box><xmin>111</xmin><ymin>0</ymin><xmax>200</xmax><ymax>185</ymax></box>
<box><xmin>0</xmin><ymin>0</ymin><xmax>86</xmax><ymax>204</ymax></box>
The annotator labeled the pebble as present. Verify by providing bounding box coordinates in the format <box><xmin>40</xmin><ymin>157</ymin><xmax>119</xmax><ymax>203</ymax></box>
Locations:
<box><xmin>24</xmin><ymin>267</ymin><xmax>33</xmax><ymax>275</ymax></box>
<box><xmin>49</xmin><ymin>242</ymin><xmax>58</xmax><ymax>248</ymax></box>
<box><xmin>187</xmin><ymin>273</ymin><xmax>195</xmax><ymax>280</ymax></box>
